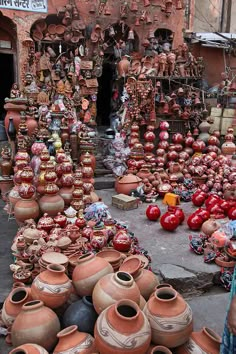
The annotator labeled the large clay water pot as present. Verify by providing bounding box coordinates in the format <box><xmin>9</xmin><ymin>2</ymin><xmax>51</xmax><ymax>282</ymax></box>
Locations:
<box><xmin>72</xmin><ymin>252</ymin><xmax>113</xmax><ymax>297</ymax></box>
<box><xmin>11</xmin><ymin>300</ymin><xmax>60</xmax><ymax>351</ymax></box>
<box><xmin>39</xmin><ymin>193</ymin><xmax>64</xmax><ymax>217</ymax></box>
<box><xmin>133</xmin><ymin>269</ymin><xmax>159</xmax><ymax>300</ymax></box>
<box><xmin>92</xmin><ymin>271</ymin><xmax>141</xmax><ymax>314</ymax></box>
<box><xmin>14</xmin><ymin>198</ymin><xmax>40</xmax><ymax>224</ymax></box>
<box><xmin>9</xmin><ymin>343</ymin><xmax>49</xmax><ymax>353</ymax></box>
<box><xmin>94</xmin><ymin>299</ymin><xmax>151</xmax><ymax>354</ymax></box>
<box><xmin>115</xmin><ymin>174</ymin><xmax>142</xmax><ymax>195</ymax></box>
<box><xmin>31</xmin><ymin>264</ymin><xmax>72</xmax><ymax>309</ymax></box>
<box><xmin>53</xmin><ymin>325</ymin><xmax>97</xmax><ymax>354</ymax></box>
<box><xmin>143</xmin><ymin>287</ymin><xmax>193</xmax><ymax>348</ymax></box>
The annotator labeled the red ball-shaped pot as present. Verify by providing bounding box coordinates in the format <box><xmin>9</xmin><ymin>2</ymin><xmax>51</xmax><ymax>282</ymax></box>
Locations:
<box><xmin>113</xmin><ymin>229</ymin><xmax>132</xmax><ymax>252</ymax></box>
<box><xmin>187</xmin><ymin>213</ymin><xmax>204</xmax><ymax>231</ymax></box>
<box><xmin>172</xmin><ymin>133</ymin><xmax>184</xmax><ymax>144</ymax></box>
<box><xmin>194</xmin><ymin>208</ymin><xmax>210</xmax><ymax>222</ymax></box>
<box><xmin>160</xmin><ymin>212</ymin><xmax>179</xmax><ymax>231</ymax></box>
<box><xmin>146</xmin><ymin>204</ymin><xmax>161</xmax><ymax>221</ymax></box>
<box><xmin>228</xmin><ymin>207</ymin><xmax>236</xmax><ymax>220</ymax></box>
<box><xmin>192</xmin><ymin>191</ymin><xmax>207</xmax><ymax>207</ymax></box>
<box><xmin>168</xmin><ymin>206</ymin><xmax>185</xmax><ymax>224</ymax></box>
<box><xmin>205</xmin><ymin>195</ymin><xmax>221</xmax><ymax>209</ymax></box>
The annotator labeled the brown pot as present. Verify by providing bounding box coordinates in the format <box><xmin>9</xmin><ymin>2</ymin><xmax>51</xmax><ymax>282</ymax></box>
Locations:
<box><xmin>0</xmin><ymin>155</ymin><xmax>13</xmax><ymax>177</ymax></box>
<box><xmin>31</xmin><ymin>264</ymin><xmax>72</xmax><ymax>309</ymax></box>
<box><xmin>39</xmin><ymin>193</ymin><xmax>64</xmax><ymax>217</ymax></box>
<box><xmin>54</xmin><ymin>325</ymin><xmax>97</xmax><ymax>353</ymax></box>
<box><xmin>137</xmin><ymin>168</ymin><xmax>152</xmax><ymax>180</ymax></box>
<box><xmin>14</xmin><ymin>198</ymin><xmax>40</xmax><ymax>224</ymax></box>
<box><xmin>80</xmin><ymin>152</ymin><xmax>96</xmax><ymax>171</ymax></box>
<box><xmin>143</xmin><ymin>287</ymin><xmax>193</xmax><ymax>348</ymax></box>
<box><xmin>11</xmin><ymin>300</ymin><xmax>60</xmax><ymax>351</ymax></box>
<box><xmin>2</xmin><ymin>286</ymin><xmax>32</xmax><ymax>327</ymax></box>
<box><xmin>72</xmin><ymin>252</ymin><xmax>113</xmax><ymax>297</ymax></box>
<box><xmin>9</xmin><ymin>343</ymin><xmax>49</xmax><ymax>353</ymax></box>
<box><xmin>134</xmin><ymin>269</ymin><xmax>159</xmax><ymax>300</ymax></box>
<box><xmin>59</xmin><ymin>186</ymin><xmax>74</xmax><ymax>206</ymax></box>
<box><xmin>94</xmin><ymin>299</ymin><xmax>151</xmax><ymax>354</ymax></box>
<box><xmin>176</xmin><ymin>327</ymin><xmax>221</xmax><ymax>354</ymax></box>
<box><xmin>116</xmin><ymin>174</ymin><xmax>142</xmax><ymax>195</ymax></box>
<box><xmin>26</xmin><ymin>117</ymin><xmax>38</xmax><ymax>136</ymax></box>
<box><xmin>92</xmin><ymin>271</ymin><xmax>140</xmax><ymax>314</ymax></box>
<box><xmin>4</xmin><ymin>101</ymin><xmax>27</xmax><ymax>133</ymax></box>
<box><xmin>201</xmin><ymin>219</ymin><xmax>221</xmax><ymax>236</ymax></box>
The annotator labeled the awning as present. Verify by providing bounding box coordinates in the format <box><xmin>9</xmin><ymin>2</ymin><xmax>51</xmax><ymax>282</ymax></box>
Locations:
<box><xmin>184</xmin><ymin>32</ymin><xmax>236</xmax><ymax>48</ymax></box>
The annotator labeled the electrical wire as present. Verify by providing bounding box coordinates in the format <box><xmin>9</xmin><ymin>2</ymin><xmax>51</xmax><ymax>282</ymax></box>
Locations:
<box><xmin>195</xmin><ymin>4</ymin><xmax>219</xmax><ymax>32</ymax></box>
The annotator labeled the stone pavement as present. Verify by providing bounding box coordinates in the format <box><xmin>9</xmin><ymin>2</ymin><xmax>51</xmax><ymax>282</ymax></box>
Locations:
<box><xmin>0</xmin><ymin>189</ymin><xmax>231</xmax><ymax>352</ymax></box>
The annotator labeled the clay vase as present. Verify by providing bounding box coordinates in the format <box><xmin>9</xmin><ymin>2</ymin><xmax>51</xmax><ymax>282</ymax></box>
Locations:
<box><xmin>0</xmin><ymin>153</ymin><xmax>13</xmax><ymax>177</ymax></box>
<box><xmin>72</xmin><ymin>252</ymin><xmax>113</xmax><ymax>297</ymax></box>
<box><xmin>4</xmin><ymin>101</ymin><xmax>27</xmax><ymax>133</ymax></box>
<box><xmin>95</xmin><ymin>299</ymin><xmax>151</xmax><ymax>353</ymax></box>
<box><xmin>31</xmin><ymin>264</ymin><xmax>72</xmax><ymax>309</ymax></box>
<box><xmin>134</xmin><ymin>269</ymin><xmax>159</xmax><ymax>300</ymax></box>
<box><xmin>176</xmin><ymin>327</ymin><xmax>221</xmax><ymax>354</ymax></box>
<box><xmin>26</xmin><ymin>116</ymin><xmax>38</xmax><ymax>137</ymax></box>
<box><xmin>11</xmin><ymin>300</ymin><xmax>60</xmax><ymax>351</ymax></box>
<box><xmin>92</xmin><ymin>271</ymin><xmax>141</xmax><ymax>314</ymax></box>
<box><xmin>59</xmin><ymin>186</ymin><xmax>74</xmax><ymax>206</ymax></box>
<box><xmin>1</xmin><ymin>286</ymin><xmax>32</xmax><ymax>327</ymax></box>
<box><xmin>9</xmin><ymin>343</ymin><xmax>49</xmax><ymax>353</ymax></box>
<box><xmin>143</xmin><ymin>287</ymin><xmax>193</xmax><ymax>348</ymax></box>
<box><xmin>53</xmin><ymin>325</ymin><xmax>97</xmax><ymax>354</ymax></box>
<box><xmin>14</xmin><ymin>198</ymin><xmax>40</xmax><ymax>224</ymax></box>
<box><xmin>63</xmin><ymin>296</ymin><xmax>98</xmax><ymax>336</ymax></box>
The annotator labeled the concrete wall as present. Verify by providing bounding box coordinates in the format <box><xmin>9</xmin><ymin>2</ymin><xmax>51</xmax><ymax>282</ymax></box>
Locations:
<box><xmin>230</xmin><ymin>1</ymin><xmax>236</xmax><ymax>32</ymax></box>
<box><xmin>192</xmin><ymin>0</ymin><xmax>223</xmax><ymax>32</ymax></box>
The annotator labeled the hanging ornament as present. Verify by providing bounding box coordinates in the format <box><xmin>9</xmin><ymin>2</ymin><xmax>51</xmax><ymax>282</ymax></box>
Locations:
<box><xmin>130</xmin><ymin>0</ymin><xmax>138</xmax><ymax>12</ymax></box>
<box><xmin>146</xmin><ymin>12</ymin><xmax>152</xmax><ymax>24</ymax></box>
<box><xmin>104</xmin><ymin>4</ymin><xmax>111</xmax><ymax>15</ymax></box>
<box><xmin>135</xmin><ymin>16</ymin><xmax>140</xmax><ymax>26</ymax></box>
<box><xmin>144</xmin><ymin>0</ymin><xmax>150</xmax><ymax>6</ymax></box>
<box><xmin>176</xmin><ymin>0</ymin><xmax>182</xmax><ymax>9</ymax></box>
<box><xmin>109</xmin><ymin>25</ymin><xmax>115</xmax><ymax>37</ymax></box>
<box><xmin>128</xmin><ymin>28</ymin><xmax>135</xmax><ymax>40</ymax></box>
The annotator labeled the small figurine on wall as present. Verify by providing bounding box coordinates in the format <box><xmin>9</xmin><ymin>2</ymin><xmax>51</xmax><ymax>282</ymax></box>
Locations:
<box><xmin>10</xmin><ymin>83</ymin><xmax>22</xmax><ymax>99</ymax></box>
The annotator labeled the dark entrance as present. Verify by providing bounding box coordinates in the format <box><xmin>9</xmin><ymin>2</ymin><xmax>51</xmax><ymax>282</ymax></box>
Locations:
<box><xmin>0</xmin><ymin>53</ymin><xmax>14</xmax><ymax>120</ymax></box>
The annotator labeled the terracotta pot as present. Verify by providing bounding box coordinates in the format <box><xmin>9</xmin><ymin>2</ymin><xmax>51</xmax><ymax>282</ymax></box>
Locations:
<box><xmin>4</xmin><ymin>101</ymin><xmax>27</xmax><ymax>133</ymax></box>
<box><xmin>94</xmin><ymin>299</ymin><xmax>151</xmax><ymax>354</ymax></box>
<box><xmin>115</xmin><ymin>174</ymin><xmax>142</xmax><ymax>195</ymax></box>
<box><xmin>11</xmin><ymin>300</ymin><xmax>60</xmax><ymax>351</ymax></box>
<box><xmin>59</xmin><ymin>186</ymin><xmax>74</xmax><ymax>206</ymax></box>
<box><xmin>63</xmin><ymin>296</ymin><xmax>98</xmax><ymax>336</ymax></box>
<box><xmin>80</xmin><ymin>152</ymin><xmax>96</xmax><ymax>171</ymax></box>
<box><xmin>143</xmin><ymin>287</ymin><xmax>193</xmax><ymax>348</ymax></box>
<box><xmin>54</xmin><ymin>325</ymin><xmax>97</xmax><ymax>354</ymax></box>
<box><xmin>0</xmin><ymin>178</ymin><xmax>14</xmax><ymax>201</ymax></box>
<box><xmin>134</xmin><ymin>269</ymin><xmax>159</xmax><ymax>300</ymax></box>
<box><xmin>31</xmin><ymin>264</ymin><xmax>72</xmax><ymax>309</ymax></box>
<box><xmin>14</xmin><ymin>199</ymin><xmax>40</xmax><ymax>224</ymax></box>
<box><xmin>221</xmin><ymin>141</ymin><xmax>236</xmax><ymax>155</ymax></box>
<box><xmin>2</xmin><ymin>286</ymin><xmax>32</xmax><ymax>327</ymax></box>
<box><xmin>26</xmin><ymin>117</ymin><xmax>38</xmax><ymax>136</ymax></box>
<box><xmin>0</xmin><ymin>154</ymin><xmax>13</xmax><ymax>177</ymax></box>
<box><xmin>39</xmin><ymin>193</ymin><xmax>64</xmax><ymax>217</ymax></box>
<box><xmin>137</xmin><ymin>168</ymin><xmax>152</xmax><ymax>179</ymax></box>
<box><xmin>201</xmin><ymin>219</ymin><xmax>221</xmax><ymax>236</ymax></box>
<box><xmin>9</xmin><ymin>343</ymin><xmax>49</xmax><ymax>353</ymax></box>
<box><xmin>72</xmin><ymin>252</ymin><xmax>113</xmax><ymax>297</ymax></box>
<box><xmin>113</xmin><ymin>229</ymin><xmax>132</xmax><ymax>252</ymax></box>
<box><xmin>92</xmin><ymin>271</ymin><xmax>141</xmax><ymax>314</ymax></box>
<box><xmin>176</xmin><ymin>327</ymin><xmax>221</xmax><ymax>354</ymax></box>
<box><xmin>147</xmin><ymin>345</ymin><xmax>173</xmax><ymax>353</ymax></box>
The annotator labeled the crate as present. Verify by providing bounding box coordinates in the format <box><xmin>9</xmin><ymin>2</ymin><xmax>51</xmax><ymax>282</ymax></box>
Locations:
<box><xmin>112</xmin><ymin>194</ymin><xmax>138</xmax><ymax>210</ymax></box>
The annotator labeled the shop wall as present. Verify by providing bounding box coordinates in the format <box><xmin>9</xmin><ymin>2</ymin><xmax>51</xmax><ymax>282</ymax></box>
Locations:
<box><xmin>192</xmin><ymin>0</ymin><xmax>223</xmax><ymax>32</ymax></box>
<box><xmin>0</xmin><ymin>0</ymin><xmax>186</xmax><ymax>86</ymax></box>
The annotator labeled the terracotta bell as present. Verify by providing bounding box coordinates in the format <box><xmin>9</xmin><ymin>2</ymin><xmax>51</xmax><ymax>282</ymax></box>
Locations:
<box><xmin>148</xmin><ymin>29</ymin><xmax>155</xmax><ymax>39</ymax></box>
<box><xmin>176</xmin><ymin>0</ymin><xmax>182</xmax><ymax>9</ymax></box>
<box><xmin>128</xmin><ymin>29</ymin><xmax>135</xmax><ymax>40</ymax></box>
<box><xmin>104</xmin><ymin>5</ymin><xmax>111</xmax><ymax>15</ymax></box>
<box><xmin>135</xmin><ymin>17</ymin><xmax>140</xmax><ymax>26</ymax></box>
<box><xmin>163</xmin><ymin>102</ymin><xmax>169</xmax><ymax>115</ymax></box>
<box><xmin>130</xmin><ymin>0</ymin><xmax>138</xmax><ymax>12</ymax></box>
<box><xmin>89</xmin><ymin>4</ymin><xmax>96</xmax><ymax>13</ymax></box>
<box><xmin>194</xmin><ymin>96</ymin><xmax>202</xmax><ymax>106</ymax></box>
<box><xmin>144</xmin><ymin>0</ymin><xmax>150</xmax><ymax>7</ymax></box>
<box><xmin>140</xmin><ymin>10</ymin><xmax>146</xmax><ymax>21</ymax></box>
<box><xmin>146</xmin><ymin>12</ymin><xmax>152</xmax><ymax>24</ymax></box>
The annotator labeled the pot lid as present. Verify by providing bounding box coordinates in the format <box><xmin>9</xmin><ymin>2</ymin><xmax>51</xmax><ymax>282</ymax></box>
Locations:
<box><xmin>118</xmin><ymin>174</ymin><xmax>142</xmax><ymax>184</ymax></box>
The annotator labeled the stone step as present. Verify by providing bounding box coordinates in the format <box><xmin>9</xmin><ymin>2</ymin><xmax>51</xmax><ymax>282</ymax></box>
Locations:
<box><xmin>94</xmin><ymin>175</ymin><xmax>115</xmax><ymax>190</ymax></box>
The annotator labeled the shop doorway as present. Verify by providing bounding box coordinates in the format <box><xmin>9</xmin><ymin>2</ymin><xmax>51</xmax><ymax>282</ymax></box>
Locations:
<box><xmin>0</xmin><ymin>53</ymin><xmax>14</xmax><ymax>120</ymax></box>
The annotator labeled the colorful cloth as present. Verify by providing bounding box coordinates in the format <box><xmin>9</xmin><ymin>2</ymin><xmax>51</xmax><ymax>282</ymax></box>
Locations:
<box><xmin>221</xmin><ymin>265</ymin><xmax>236</xmax><ymax>353</ymax></box>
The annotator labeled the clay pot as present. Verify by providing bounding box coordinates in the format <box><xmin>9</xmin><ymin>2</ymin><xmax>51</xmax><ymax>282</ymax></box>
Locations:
<box><xmin>144</xmin><ymin>287</ymin><xmax>193</xmax><ymax>348</ymax></box>
<box><xmin>31</xmin><ymin>264</ymin><xmax>72</xmax><ymax>309</ymax></box>
<box><xmin>168</xmin><ymin>206</ymin><xmax>185</xmax><ymax>224</ymax></box>
<box><xmin>137</xmin><ymin>168</ymin><xmax>152</xmax><ymax>179</ymax></box>
<box><xmin>176</xmin><ymin>327</ymin><xmax>221</xmax><ymax>354</ymax></box>
<box><xmin>53</xmin><ymin>325</ymin><xmax>97</xmax><ymax>354</ymax></box>
<box><xmin>115</xmin><ymin>174</ymin><xmax>142</xmax><ymax>195</ymax></box>
<box><xmin>14</xmin><ymin>199</ymin><xmax>40</xmax><ymax>224</ymax></box>
<box><xmin>59</xmin><ymin>186</ymin><xmax>74</xmax><ymax>206</ymax></box>
<box><xmin>2</xmin><ymin>286</ymin><xmax>32</xmax><ymax>327</ymax></box>
<box><xmin>4</xmin><ymin>101</ymin><xmax>27</xmax><ymax>133</ymax></box>
<box><xmin>92</xmin><ymin>271</ymin><xmax>141</xmax><ymax>314</ymax></box>
<box><xmin>63</xmin><ymin>296</ymin><xmax>98</xmax><ymax>336</ymax></box>
<box><xmin>0</xmin><ymin>154</ymin><xmax>13</xmax><ymax>177</ymax></box>
<box><xmin>9</xmin><ymin>343</ymin><xmax>49</xmax><ymax>353</ymax></box>
<box><xmin>134</xmin><ymin>269</ymin><xmax>159</xmax><ymax>300</ymax></box>
<box><xmin>201</xmin><ymin>219</ymin><xmax>221</xmax><ymax>236</ymax></box>
<box><xmin>147</xmin><ymin>345</ymin><xmax>172</xmax><ymax>354</ymax></box>
<box><xmin>221</xmin><ymin>141</ymin><xmax>236</xmax><ymax>155</ymax></box>
<box><xmin>39</xmin><ymin>193</ymin><xmax>64</xmax><ymax>217</ymax></box>
<box><xmin>72</xmin><ymin>252</ymin><xmax>113</xmax><ymax>297</ymax></box>
<box><xmin>94</xmin><ymin>299</ymin><xmax>151</xmax><ymax>354</ymax></box>
<box><xmin>113</xmin><ymin>229</ymin><xmax>132</xmax><ymax>252</ymax></box>
<box><xmin>11</xmin><ymin>300</ymin><xmax>60</xmax><ymax>351</ymax></box>
<box><xmin>80</xmin><ymin>152</ymin><xmax>96</xmax><ymax>171</ymax></box>
<box><xmin>8</xmin><ymin>186</ymin><xmax>21</xmax><ymax>207</ymax></box>
<box><xmin>160</xmin><ymin>211</ymin><xmax>179</xmax><ymax>231</ymax></box>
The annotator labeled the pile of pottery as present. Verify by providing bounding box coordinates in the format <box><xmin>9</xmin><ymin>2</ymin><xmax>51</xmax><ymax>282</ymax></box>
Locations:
<box><xmin>1</xmin><ymin>248</ymin><xmax>221</xmax><ymax>353</ymax></box>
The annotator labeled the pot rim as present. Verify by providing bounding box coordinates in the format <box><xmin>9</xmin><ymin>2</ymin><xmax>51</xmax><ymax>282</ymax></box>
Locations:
<box><xmin>154</xmin><ymin>287</ymin><xmax>177</xmax><ymax>302</ymax></box>
<box><xmin>114</xmin><ymin>299</ymin><xmax>140</xmax><ymax>321</ymax></box>
<box><xmin>10</xmin><ymin>287</ymin><xmax>29</xmax><ymax>304</ymax></box>
<box><xmin>57</xmin><ymin>324</ymin><xmax>78</xmax><ymax>338</ymax></box>
<box><xmin>202</xmin><ymin>327</ymin><xmax>222</xmax><ymax>343</ymax></box>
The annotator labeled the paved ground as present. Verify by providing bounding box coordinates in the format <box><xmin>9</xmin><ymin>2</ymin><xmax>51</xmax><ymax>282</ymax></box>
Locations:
<box><xmin>0</xmin><ymin>189</ymin><xmax>231</xmax><ymax>352</ymax></box>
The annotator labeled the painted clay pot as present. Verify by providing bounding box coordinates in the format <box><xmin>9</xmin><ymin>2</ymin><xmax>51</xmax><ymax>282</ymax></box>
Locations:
<box><xmin>146</xmin><ymin>204</ymin><xmax>161</xmax><ymax>221</ymax></box>
<box><xmin>92</xmin><ymin>271</ymin><xmax>141</xmax><ymax>314</ymax></box>
<box><xmin>9</xmin><ymin>343</ymin><xmax>49</xmax><ymax>353</ymax></box>
<box><xmin>160</xmin><ymin>211</ymin><xmax>179</xmax><ymax>231</ymax></box>
<box><xmin>14</xmin><ymin>199</ymin><xmax>40</xmax><ymax>224</ymax></box>
<box><xmin>63</xmin><ymin>296</ymin><xmax>98</xmax><ymax>336</ymax></box>
<box><xmin>9</xmin><ymin>186</ymin><xmax>21</xmax><ymax>207</ymax></box>
<box><xmin>144</xmin><ymin>287</ymin><xmax>193</xmax><ymax>348</ymax></box>
<box><xmin>31</xmin><ymin>264</ymin><xmax>72</xmax><ymax>309</ymax></box>
<box><xmin>39</xmin><ymin>193</ymin><xmax>64</xmax><ymax>217</ymax></box>
<box><xmin>115</xmin><ymin>174</ymin><xmax>142</xmax><ymax>195</ymax></box>
<box><xmin>94</xmin><ymin>299</ymin><xmax>151</xmax><ymax>354</ymax></box>
<box><xmin>176</xmin><ymin>327</ymin><xmax>221</xmax><ymax>354</ymax></box>
<box><xmin>113</xmin><ymin>229</ymin><xmax>132</xmax><ymax>252</ymax></box>
<box><xmin>134</xmin><ymin>269</ymin><xmax>159</xmax><ymax>300</ymax></box>
<box><xmin>53</xmin><ymin>325</ymin><xmax>97</xmax><ymax>354</ymax></box>
<box><xmin>201</xmin><ymin>219</ymin><xmax>221</xmax><ymax>236</ymax></box>
<box><xmin>2</xmin><ymin>286</ymin><xmax>32</xmax><ymax>327</ymax></box>
<box><xmin>72</xmin><ymin>252</ymin><xmax>113</xmax><ymax>297</ymax></box>
<box><xmin>11</xmin><ymin>300</ymin><xmax>60</xmax><ymax>351</ymax></box>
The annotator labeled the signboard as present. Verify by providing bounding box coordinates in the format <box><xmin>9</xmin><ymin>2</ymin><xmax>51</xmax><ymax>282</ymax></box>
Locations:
<box><xmin>0</xmin><ymin>0</ymin><xmax>47</xmax><ymax>13</ymax></box>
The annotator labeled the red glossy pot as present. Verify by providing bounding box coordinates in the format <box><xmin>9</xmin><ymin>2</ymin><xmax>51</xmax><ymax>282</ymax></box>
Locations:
<box><xmin>146</xmin><ymin>205</ymin><xmax>161</xmax><ymax>221</ymax></box>
<box><xmin>187</xmin><ymin>213</ymin><xmax>204</xmax><ymax>231</ymax></box>
<box><xmin>160</xmin><ymin>212</ymin><xmax>179</xmax><ymax>231</ymax></box>
<box><xmin>205</xmin><ymin>195</ymin><xmax>221</xmax><ymax>209</ymax></box>
<box><xmin>192</xmin><ymin>191</ymin><xmax>207</xmax><ymax>207</ymax></box>
<box><xmin>194</xmin><ymin>208</ymin><xmax>210</xmax><ymax>222</ymax></box>
<box><xmin>220</xmin><ymin>201</ymin><xmax>232</xmax><ymax>214</ymax></box>
<box><xmin>168</xmin><ymin>206</ymin><xmax>185</xmax><ymax>224</ymax></box>
<box><xmin>113</xmin><ymin>229</ymin><xmax>132</xmax><ymax>252</ymax></box>
<box><xmin>228</xmin><ymin>207</ymin><xmax>236</xmax><ymax>220</ymax></box>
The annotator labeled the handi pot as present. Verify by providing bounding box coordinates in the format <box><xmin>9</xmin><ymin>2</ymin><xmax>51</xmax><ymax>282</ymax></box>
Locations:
<box><xmin>14</xmin><ymin>198</ymin><xmax>40</xmax><ymax>224</ymax></box>
<box><xmin>39</xmin><ymin>193</ymin><xmax>64</xmax><ymax>217</ymax></box>
<box><xmin>94</xmin><ymin>299</ymin><xmax>151</xmax><ymax>354</ymax></box>
<box><xmin>53</xmin><ymin>325</ymin><xmax>97</xmax><ymax>354</ymax></box>
<box><xmin>115</xmin><ymin>174</ymin><xmax>142</xmax><ymax>195</ymax></box>
<box><xmin>9</xmin><ymin>343</ymin><xmax>49</xmax><ymax>353</ymax></box>
<box><xmin>143</xmin><ymin>287</ymin><xmax>193</xmax><ymax>348</ymax></box>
